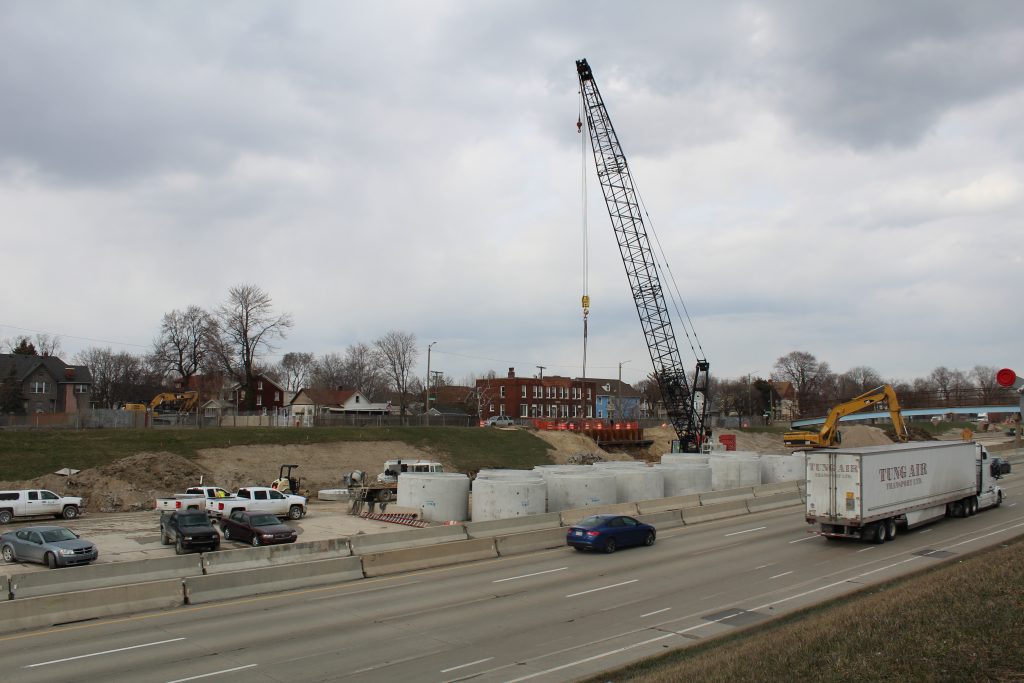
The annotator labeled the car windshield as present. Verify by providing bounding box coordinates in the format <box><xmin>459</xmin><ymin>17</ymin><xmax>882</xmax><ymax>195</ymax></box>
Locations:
<box><xmin>179</xmin><ymin>514</ymin><xmax>210</xmax><ymax>527</ymax></box>
<box><xmin>250</xmin><ymin>514</ymin><xmax>280</xmax><ymax>526</ymax></box>
<box><xmin>576</xmin><ymin>516</ymin><xmax>608</xmax><ymax>529</ymax></box>
<box><xmin>40</xmin><ymin>528</ymin><xmax>77</xmax><ymax>543</ymax></box>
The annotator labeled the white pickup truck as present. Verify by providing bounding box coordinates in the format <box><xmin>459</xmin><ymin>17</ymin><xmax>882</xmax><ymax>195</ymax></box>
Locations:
<box><xmin>0</xmin><ymin>489</ymin><xmax>83</xmax><ymax>524</ymax></box>
<box><xmin>206</xmin><ymin>486</ymin><xmax>307</xmax><ymax>520</ymax></box>
<box><xmin>154</xmin><ymin>486</ymin><xmax>232</xmax><ymax>512</ymax></box>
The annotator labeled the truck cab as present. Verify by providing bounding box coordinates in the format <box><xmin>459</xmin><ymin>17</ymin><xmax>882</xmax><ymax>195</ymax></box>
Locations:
<box><xmin>0</xmin><ymin>489</ymin><xmax>83</xmax><ymax>524</ymax></box>
<box><xmin>378</xmin><ymin>459</ymin><xmax>444</xmax><ymax>483</ymax></box>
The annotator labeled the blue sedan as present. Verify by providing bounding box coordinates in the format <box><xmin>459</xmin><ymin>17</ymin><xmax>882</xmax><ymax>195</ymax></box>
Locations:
<box><xmin>566</xmin><ymin>514</ymin><xmax>656</xmax><ymax>553</ymax></box>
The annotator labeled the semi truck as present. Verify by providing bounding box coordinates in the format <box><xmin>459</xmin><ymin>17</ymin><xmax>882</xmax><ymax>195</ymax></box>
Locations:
<box><xmin>805</xmin><ymin>441</ymin><xmax>1010</xmax><ymax>543</ymax></box>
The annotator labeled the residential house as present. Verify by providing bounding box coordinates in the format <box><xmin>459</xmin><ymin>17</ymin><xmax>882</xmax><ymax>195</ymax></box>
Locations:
<box><xmin>593</xmin><ymin>379</ymin><xmax>642</xmax><ymax>421</ymax></box>
<box><xmin>290</xmin><ymin>389</ymin><xmax>391</xmax><ymax>417</ymax></box>
<box><xmin>0</xmin><ymin>354</ymin><xmax>92</xmax><ymax>414</ymax></box>
<box><xmin>226</xmin><ymin>373</ymin><xmax>287</xmax><ymax>412</ymax></box>
<box><xmin>475</xmin><ymin>368</ymin><xmax>597</xmax><ymax>421</ymax></box>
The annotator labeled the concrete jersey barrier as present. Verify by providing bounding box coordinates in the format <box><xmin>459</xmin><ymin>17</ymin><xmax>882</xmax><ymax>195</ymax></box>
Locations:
<box><xmin>494</xmin><ymin>528</ymin><xmax>567</xmax><ymax>556</ymax></box>
<box><xmin>635</xmin><ymin>510</ymin><xmax>684</xmax><ymax>530</ymax></box>
<box><xmin>699</xmin><ymin>488</ymin><xmax>755</xmax><ymax>505</ymax></box>
<box><xmin>350</xmin><ymin>525</ymin><xmax>469</xmax><ymax>555</ymax></box>
<box><xmin>681</xmin><ymin>499</ymin><xmax>750</xmax><ymax>524</ymax></box>
<box><xmin>559</xmin><ymin>503</ymin><xmax>640</xmax><ymax>527</ymax></box>
<box><xmin>752</xmin><ymin>482</ymin><xmax>801</xmax><ymax>498</ymax></box>
<box><xmin>362</xmin><ymin>538</ymin><xmax>497</xmax><ymax>577</ymax></box>
<box><xmin>0</xmin><ymin>580</ymin><xmax>184</xmax><ymax>635</ymax></box>
<box><xmin>747</xmin><ymin>493</ymin><xmax>804</xmax><ymax>514</ymax></box>
<box><xmin>464</xmin><ymin>512</ymin><xmax>562</xmax><ymax>539</ymax></box>
<box><xmin>0</xmin><ymin>574</ymin><xmax>7</xmax><ymax>599</ymax></box>
<box><xmin>8</xmin><ymin>555</ymin><xmax>203</xmax><ymax>599</ymax></box>
<box><xmin>185</xmin><ymin>556</ymin><xmax>364</xmax><ymax>604</ymax></box>
<box><xmin>203</xmin><ymin>538</ymin><xmax>351</xmax><ymax>574</ymax></box>
<box><xmin>636</xmin><ymin>494</ymin><xmax>701</xmax><ymax>515</ymax></box>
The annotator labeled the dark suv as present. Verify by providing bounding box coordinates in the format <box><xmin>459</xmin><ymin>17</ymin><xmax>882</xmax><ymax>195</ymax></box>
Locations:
<box><xmin>159</xmin><ymin>510</ymin><xmax>220</xmax><ymax>554</ymax></box>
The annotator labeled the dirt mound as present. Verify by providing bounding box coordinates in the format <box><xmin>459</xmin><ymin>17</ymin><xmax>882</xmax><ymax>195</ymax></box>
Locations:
<box><xmin>530</xmin><ymin>430</ymin><xmax>636</xmax><ymax>464</ymax></box>
<box><xmin>644</xmin><ymin>426</ymin><xmax>792</xmax><ymax>456</ymax></box>
<box><xmin>837</xmin><ymin>425</ymin><xmax>893</xmax><ymax>447</ymax></box>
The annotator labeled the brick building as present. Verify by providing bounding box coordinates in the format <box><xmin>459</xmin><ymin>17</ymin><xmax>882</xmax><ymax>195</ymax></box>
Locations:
<box><xmin>475</xmin><ymin>368</ymin><xmax>597</xmax><ymax>421</ymax></box>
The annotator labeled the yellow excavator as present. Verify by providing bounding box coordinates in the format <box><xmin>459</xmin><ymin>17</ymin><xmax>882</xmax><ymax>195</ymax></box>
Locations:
<box><xmin>784</xmin><ymin>384</ymin><xmax>909</xmax><ymax>448</ymax></box>
<box><xmin>149</xmin><ymin>390</ymin><xmax>199</xmax><ymax>414</ymax></box>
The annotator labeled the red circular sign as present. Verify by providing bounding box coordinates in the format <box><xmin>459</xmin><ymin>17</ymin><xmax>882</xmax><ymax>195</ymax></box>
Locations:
<box><xmin>996</xmin><ymin>368</ymin><xmax>1017</xmax><ymax>388</ymax></box>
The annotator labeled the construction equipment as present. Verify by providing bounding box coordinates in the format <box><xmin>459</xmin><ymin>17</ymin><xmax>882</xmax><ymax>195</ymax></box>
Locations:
<box><xmin>149</xmin><ymin>391</ymin><xmax>199</xmax><ymax>414</ymax></box>
<box><xmin>576</xmin><ymin>58</ymin><xmax>710</xmax><ymax>453</ymax></box>
<box><xmin>344</xmin><ymin>459</ymin><xmax>443</xmax><ymax>515</ymax></box>
<box><xmin>784</xmin><ymin>384</ymin><xmax>909</xmax><ymax>448</ymax></box>
<box><xmin>271</xmin><ymin>464</ymin><xmax>301</xmax><ymax>495</ymax></box>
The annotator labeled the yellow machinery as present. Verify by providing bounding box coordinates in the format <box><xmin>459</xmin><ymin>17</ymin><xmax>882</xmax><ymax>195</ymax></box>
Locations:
<box><xmin>784</xmin><ymin>384</ymin><xmax>909</xmax><ymax>448</ymax></box>
<box><xmin>149</xmin><ymin>390</ymin><xmax>199</xmax><ymax>414</ymax></box>
<box><xmin>123</xmin><ymin>403</ymin><xmax>148</xmax><ymax>411</ymax></box>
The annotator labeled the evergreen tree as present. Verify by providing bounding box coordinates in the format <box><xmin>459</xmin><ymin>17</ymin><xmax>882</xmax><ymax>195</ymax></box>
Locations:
<box><xmin>12</xmin><ymin>337</ymin><xmax>37</xmax><ymax>355</ymax></box>
<box><xmin>0</xmin><ymin>366</ymin><xmax>24</xmax><ymax>414</ymax></box>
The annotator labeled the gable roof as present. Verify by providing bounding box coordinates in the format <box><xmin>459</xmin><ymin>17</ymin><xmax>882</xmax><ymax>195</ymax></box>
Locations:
<box><xmin>0</xmin><ymin>354</ymin><xmax>92</xmax><ymax>385</ymax></box>
<box><xmin>591</xmin><ymin>378</ymin><xmax>641</xmax><ymax>398</ymax></box>
<box><xmin>291</xmin><ymin>389</ymin><xmax>358</xmax><ymax>407</ymax></box>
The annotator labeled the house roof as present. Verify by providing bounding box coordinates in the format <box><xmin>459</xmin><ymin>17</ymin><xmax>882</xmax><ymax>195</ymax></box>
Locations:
<box><xmin>291</xmin><ymin>389</ymin><xmax>357</xmax><ymax>407</ymax></box>
<box><xmin>591</xmin><ymin>379</ymin><xmax>641</xmax><ymax>398</ymax></box>
<box><xmin>0</xmin><ymin>354</ymin><xmax>92</xmax><ymax>385</ymax></box>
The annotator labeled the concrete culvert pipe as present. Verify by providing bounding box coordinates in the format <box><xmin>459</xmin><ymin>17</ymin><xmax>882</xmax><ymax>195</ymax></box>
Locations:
<box><xmin>654</xmin><ymin>463</ymin><xmax>713</xmax><ymax>496</ymax></box>
<box><xmin>471</xmin><ymin>477</ymin><xmax>547</xmax><ymax>521</ymax></box>
<box><xmin>397</xmin><ymin>472</ymin><xmax>470</xmax><ymax>522</ymax></box>
<box><xmin>542</xmin><ymin>471</ymin><xmax>617</xmax><ymax>512</ymax></box>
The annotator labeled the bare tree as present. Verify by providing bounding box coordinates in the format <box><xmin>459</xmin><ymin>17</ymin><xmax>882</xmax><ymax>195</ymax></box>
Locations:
<box><xmin>153</xmin><ymin>306</ymin><xmax>214</xmax><ymax>386</ymax></box>
<box><xmin>211</xmin><ymin>284</ymin><xmax>294</xmax><ymax>410</ymax></box>
<box><xmin>277</xmin><ymin>352</ymin><xmax>315</xmax><ymax>392</ymax></box>
<box><xmin>33</xmin><ymin>334</ymin><xmax>64</xmax><ymax>357</ymax></box>
<box><xmin>972</xmin><ymin>365</ymin><xmax>1001</xmax><ymax>403</ymax></box>
<box><xmin>75</xmin><ymin>347</ymin><xmax>163</xmax><ymax>408</ymax></box>
<box><xmin>310</xmin><ymin>352</ymin><xmax>345</xmax><ymax>390</ymax></box>
<box><xmin>342</xmin><ymin>342</ymin><xmax>385</xmax><ymax>397</ymax></box>
<box><xmin>773</xmin><ymin>351</ymin><xmax>832</xmax><ymax>417</ymax></box>
<box><xmin>840</xmin><ymin>366</ymin><xmax>883</xmax><ymax>394</ymax></box>
<box><xmin>929</xmin><ymin>366</ymin><xmax>954</xmax><ymax>402</ymax></box>
<box><xmin>372</xmin><ymin>330</ymin><xmax>418</xmax><ymax>416</ymax></box>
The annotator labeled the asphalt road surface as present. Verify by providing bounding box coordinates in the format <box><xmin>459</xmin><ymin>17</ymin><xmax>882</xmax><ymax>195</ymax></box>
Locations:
<box><xmin>2</xmin><ymin>471</ymin><xmax>1021</xmax><ymax>683</ymax></box>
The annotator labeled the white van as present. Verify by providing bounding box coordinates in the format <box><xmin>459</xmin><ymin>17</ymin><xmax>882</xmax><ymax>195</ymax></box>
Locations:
<box><xmin>0</xmin><ymin>489</ymin><xmax>83</xmax><ymax>524</ymax></box>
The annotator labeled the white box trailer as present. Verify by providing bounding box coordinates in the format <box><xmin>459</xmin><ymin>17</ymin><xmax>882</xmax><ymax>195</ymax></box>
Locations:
<box><xmin>805</xmin><ymin>441</ymin><xmax>1009</xmax><ymax>543</ymax></box>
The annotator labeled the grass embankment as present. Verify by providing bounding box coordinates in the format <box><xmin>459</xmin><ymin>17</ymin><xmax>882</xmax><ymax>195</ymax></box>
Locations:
<box><xmin>588</xmin><ymin>535</ymin><xmax>1024</xmax><ymax>682</ymax></box>
<box><xmin>0</xmin><ymin>427</ymin><xmax>554</xmax><ymax>481</ymax></box>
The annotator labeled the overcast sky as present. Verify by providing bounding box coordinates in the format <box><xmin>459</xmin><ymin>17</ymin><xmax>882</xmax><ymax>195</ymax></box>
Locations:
<box><xmin>2</xmin><ymin>1</ymin><xmax>1023</xmax><ymax>387</ymax></box>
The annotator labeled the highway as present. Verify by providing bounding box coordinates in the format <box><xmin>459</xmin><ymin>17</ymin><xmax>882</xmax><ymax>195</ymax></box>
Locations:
<box><xmin>1</xmin><ymin>471</ymin><xmax>1021</xmax><ymax>683</ymax></box>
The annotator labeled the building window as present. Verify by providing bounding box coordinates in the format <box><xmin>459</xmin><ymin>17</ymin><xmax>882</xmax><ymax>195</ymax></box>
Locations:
<box><xmin>521</xmin><ymin>385</ymin><xmax>527</xmax><ymax>398</ymax></box>
<box><xmin>587</xmin><ymin>406</ymin><xmax>593</xmax><ymax>418</ymax></box>
<box><xmin>532</xmin><ymin>385</ymin><xmax>539</xmax><ymax>399</ymax></box>
<box><xmin>531</xmin><ymin>404</ymin><xmax>539</xmax><ymax>417</ymax></box>
<box><xmin>560</xmin><ymin>404</ymin><xmax>568</xmax><ymax>418</ymax></box>
<box><xmin>499</xmin><ymin>406</ymin><xmax>505</xmax><ymax>416</ymax></box>
<box><xmin>500</xmin><ymin>385</ymin><xmax>506</xmax><ymax>398</ymax></box>
<box><xmin>519</xmin><ymin>404</ymin><xmax>528</xmax><ymax>417</ymax></box>
<box><xmin>489</xmin><ymin>403</ymin><xmax>494</xmax><ymax>414</ymax></box>
<box><xmin>587</xmin><ymin>388</ymin><xmax>592</xmax><ymax>399</ymax></box>
<box><xmin>256</xmin><ymin>395</ymin><xmax>263</xmax><ymax>407</ymax></box>
<box><xmin>31</xmin><ymin>381</ymin><xmax>48</xmax><ymax>394</ymax></box>
<box><xmin>75</xmin><ymin>384</ymin><xmax>88</xmax><ymax>394</ymax></box>
<box><xmin>274</xmin><ymin>391</ymin><xmax>280</xmax><ymax>401</ymax></box>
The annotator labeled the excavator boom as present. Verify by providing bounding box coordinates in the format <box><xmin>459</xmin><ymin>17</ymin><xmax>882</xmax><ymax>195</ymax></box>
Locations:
<box><xmin>784</xmin><ymin>384</ymin><xmax>908</xmax><ymax>448</ymax></box>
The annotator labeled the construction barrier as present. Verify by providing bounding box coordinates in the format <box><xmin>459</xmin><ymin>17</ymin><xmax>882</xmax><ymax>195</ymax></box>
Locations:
<box><xmin>681</xmin><ymin>499</ymin><xmax>750</xmax><ymax>525</ymax></box>
<box><xmin>8</xmin><ymin>555</ymin><xmax>203</xmax><ymax>599</ymax></box>
<box><xmin>185</xmin><ymin>556</ymin><xmax>365</xmax><ymax>604</ymax></box>
<box><xmin>0</xmin><ymin>574</ymin><xmax>7</xmax><ymax>599</ymax></box>
<box><xmin>464</xmin><ymin>513</ymin><xmax>563</xmax><ymax>539</ymax></box>
<box><xmin>752</xmin><ymin>482</ymin><xmax>802</xmax><ymax>498</ymax></box>
<box><xmin>494</xmin><ymin>528</ymin><xmax>568</xmax><ymax>556</ymax></box>
<box><xmin>203</xmin><ymin>538</ymin><xmax>351</xmax><ymax>574</ymax></box>
<box><xmin>0</xmin><ymin>580</ymin><xmax>184</xmax><ymax>635</ymax></box>
<box><xmin>361</xmin><ymin>538</ymin><xmax>497</xmax><ymax>577</ymax></box>
<box><xmin>746</xmin><ymin>494</ymin><xmax>804</xmax><ymax>514</ymax></box>
<box><xmin>560</xmin><ymin>503</ymin><xmax>640</xmax><ymax>527</ymax></box>
<box><xmin>635</xmin><ymin>510</ymin><xmax>685</xmax><ymax>530</ymax></box>
<box><xmin>699</xmin><ymin>488</ymin><xmax>756</xmax><ymax>505</ymax></box>
<box><xmin>349</xmin><ymin>524</ymin><xmax>468</xmax><ymax>555</ymax></box>
<box><xmin>635</xmin><ymin>494</ymin><xmax>702</xmax><ymax>515</ymax></box>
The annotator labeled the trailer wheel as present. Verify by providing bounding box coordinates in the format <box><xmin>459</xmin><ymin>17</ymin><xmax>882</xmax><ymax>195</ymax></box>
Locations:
<box><xmin>967</xmin><ymin>497</ymin><xmax>978</xmax><ymax>516</ymax></box>
<box><xmin>378</xmin><ymin>489</ymin><xmax>393</xmax><ymax>503</ymax></box>
<box><xmin>995</xmin><ymin>491</ymin><xmax>1003</xmax><ymax>507</ymax></box>
<box><xmin>885</xmin><ymin>518</ymin><xmax>897</xmax><ymax>541</ymax></box>
<box><xmin>872</xmin><ymin>524</ymin><xmax>886</xmax><ymax>544</ymax></box>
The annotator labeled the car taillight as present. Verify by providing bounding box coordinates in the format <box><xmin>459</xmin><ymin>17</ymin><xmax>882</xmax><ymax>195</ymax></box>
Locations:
<box><xmin>218</xmin><ymin>503</ymin><xmax>224</xmax><ymax>510</ymax></box>
<box><xmin>585</xmin><ymin>531</ymin><xmax>600</xmax><ymax>538</ymax></box>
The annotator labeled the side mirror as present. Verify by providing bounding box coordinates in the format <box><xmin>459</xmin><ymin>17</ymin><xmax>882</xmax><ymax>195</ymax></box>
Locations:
<box><xmin>74</xmin><ymin>533</ymin><xmax>80</xmax><ymax>538</ymax></box>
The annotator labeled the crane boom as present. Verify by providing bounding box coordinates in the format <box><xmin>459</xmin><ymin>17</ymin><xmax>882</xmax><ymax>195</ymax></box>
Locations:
<box><xmin>576</xmin><ymin>58</ymin><xmax>710</xmax><ymax>452</ymax></box>
<box><xmin>783</xmin><ymin>384</ymin><xmax>909</xmax><ymax>448</ymax></box>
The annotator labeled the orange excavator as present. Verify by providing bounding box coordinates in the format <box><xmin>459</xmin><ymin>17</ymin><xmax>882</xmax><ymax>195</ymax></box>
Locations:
<box><xmin>784</xmin><ymin>384</ymin><xmax>908</xmax><ymax>448</ymax></box>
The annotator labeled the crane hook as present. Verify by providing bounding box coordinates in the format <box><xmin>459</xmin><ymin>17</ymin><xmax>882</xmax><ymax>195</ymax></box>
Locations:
<box><xmin>576</xmin><ymin>117</ymin><xmax>582</xmax><ymax>134</ymax></box>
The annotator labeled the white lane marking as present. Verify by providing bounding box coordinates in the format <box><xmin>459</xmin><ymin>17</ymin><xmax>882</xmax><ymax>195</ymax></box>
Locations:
<box><xmin>725</xmin><ymin>526</ymin><xmax>766</xmax><ymax>537</ymax></box>
<box><xmin>769</xmin><ymin>571</ymin><xmax>793</xmax><ymax>580</ymax></box>
<box><xmin>493</xmin><ymin>567</ymin><xmax>567</xmax><ymax>583</ymax></box>
<box><xmin>641</xmin><ymin>608</ymin><xmax>671</xmax><ymax>618</ymax></box>
<box><xmin>856</xmin><ymin>546</ymin><xmax>876</xmax><ymax>552</ymax></box>
<box><xmin>754</xmin><ymin>563</ymin><xmax>775</xmax><ymax>570</ymax></box>
<box><xmin>942</xmin><ymin>520</ymin><xmax>1024</xmax><ymax>550</ymax></box>
<box><xmin>165</xmin><ymin>664</ymin><xmax>257</xmax><ymax>683</ymax></box>
<box><xmin>1008</xmin><ymin>503</ymin><xmax>1017</xmax><ymax>507</ymax></box>
<box><xmin>566</xmin><ymin>579</ymin><xmax>638</xmax><ymax>598</ymax></box>
<box><xmin>789</xmin><ymin>534</ymin><xmax>819</xmax><ymax>543</ymax></box>
<box><xmin>918</xmin><ymin>529</ymin><xmax>933</xmax><ymax>534</ymax></box>
<box><xmin>26</xmin><ymin>638</ymin><xmax>186</xmax><ymax>668</ymax></box>
<box><xmin>440</xmin><ymin>657</ymin><xmax>494</xmax><ymax>673</ymax></box>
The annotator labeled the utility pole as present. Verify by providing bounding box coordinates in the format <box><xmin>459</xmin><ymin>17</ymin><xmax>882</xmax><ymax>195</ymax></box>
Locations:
<box><xmin>617</xmin><ymin>360</ymin><xmax>630</xmax><ymax>423</ymax></box>
<box><xmin>536</xmin><ymin>365</ymin><xmax>545</xmax><ymax>380</ymax></box>
<box><xmin>425</xmin><ymin>341</ymin><xmax>437</xmax><ymax>424</ymax></box>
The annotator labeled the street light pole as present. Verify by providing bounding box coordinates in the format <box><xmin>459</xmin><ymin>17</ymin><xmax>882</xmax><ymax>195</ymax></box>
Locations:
<box><xmin>426</xmin><ymin>341</ymin><xmax>437</xmax><ymax>424</ymax></box>
<box><xmin>617</xmin><ymin>360</ymin><xmax>630</xmax><ymax>423</ymax></box>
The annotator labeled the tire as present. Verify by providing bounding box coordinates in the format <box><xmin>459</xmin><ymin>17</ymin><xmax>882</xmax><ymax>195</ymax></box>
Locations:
<box><xmin>160</xmin><ymin>532</ymin><xmax>169</xmax><ymax>546</ymax></box>
<box><xmin>0</xmin><ymin>510</ymin><xmax>13</xmax><ymax>525</ymax></box>
<box><xmin>967</xmin><ymin>497</ymin><xmax>977</xmax><ymax>516</ymax></box>
<box><xmin>2</xmin><ymin>545</ymin><xmax>15</xmax><ymax>562</ymax></box>
<box><xmin>885</xmin><ymin>519</ymin><xmax>897</xmax><ymax>542</ymax></box>
<box><xmin>872</xmin><ymin>524</ymin><xmax>886</xmax><ymax>544</ymax></box>
<box><xmin>61</xmin><ymin>505</ymin><xmax>79</xmax><ymax>520</ymax></box>
<box><xmin>971</xmin><ymin>497</ymin><xmax>979</xmax><ymax>515</ymax></box>
<box><xmin>251</xmin><ymin>535</ymin><xmax>261</xmax><ymax>547</ymax></box>
<box><xmin>644</xmin><ymin>531</ymin><xmax>656</xmax><ymax>547</ymax></box>
<box><xmin>996</xmin><ymin>491</ymin><xmax>1003</xmax><ymax>507</ymax></box>
<box><xmin>574</xmin><ymin>546</ymin><xmax>584</xmax><ymax>552</ymax></box>
<box><xmin>175</xmin><ymin>539</ymin><xmax>185</xmax><ymax>555</ymax></box>
<box><xmin>604</xmin><ymin>538</ymin><xmax>617</xmax><ymax>554</ymax></box>
<box><xmin>45</xmin><ymin>552</ymin><xmax>57</xmax><ymax>569</ymax></box>
<box><xmin>378</xmin><ymin>489</ymin><xmax>393</xmax><ymax>503</ymax></box>
<box><xmin>288</xmin><ymin>505</ymin><xmax>303</xmax><ymax>520</ymax></box>
<box><xmin>223</xmin><ymin>527</ymin><xmax>232</xmax><ymax>541</ymax></box>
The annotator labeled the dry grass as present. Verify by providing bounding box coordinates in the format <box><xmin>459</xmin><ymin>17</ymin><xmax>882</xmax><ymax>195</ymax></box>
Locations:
<box><xmin>586</xmin><ymin>535</ymin><xmax>1024</xmax><ymax>682</ymax></box>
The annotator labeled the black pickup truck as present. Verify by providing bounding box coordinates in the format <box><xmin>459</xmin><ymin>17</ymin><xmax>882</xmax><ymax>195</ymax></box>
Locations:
<box><xmin>159</xmin><ymin>510</ymin><xmax>220</xmax><ymax>554</ymax></box>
